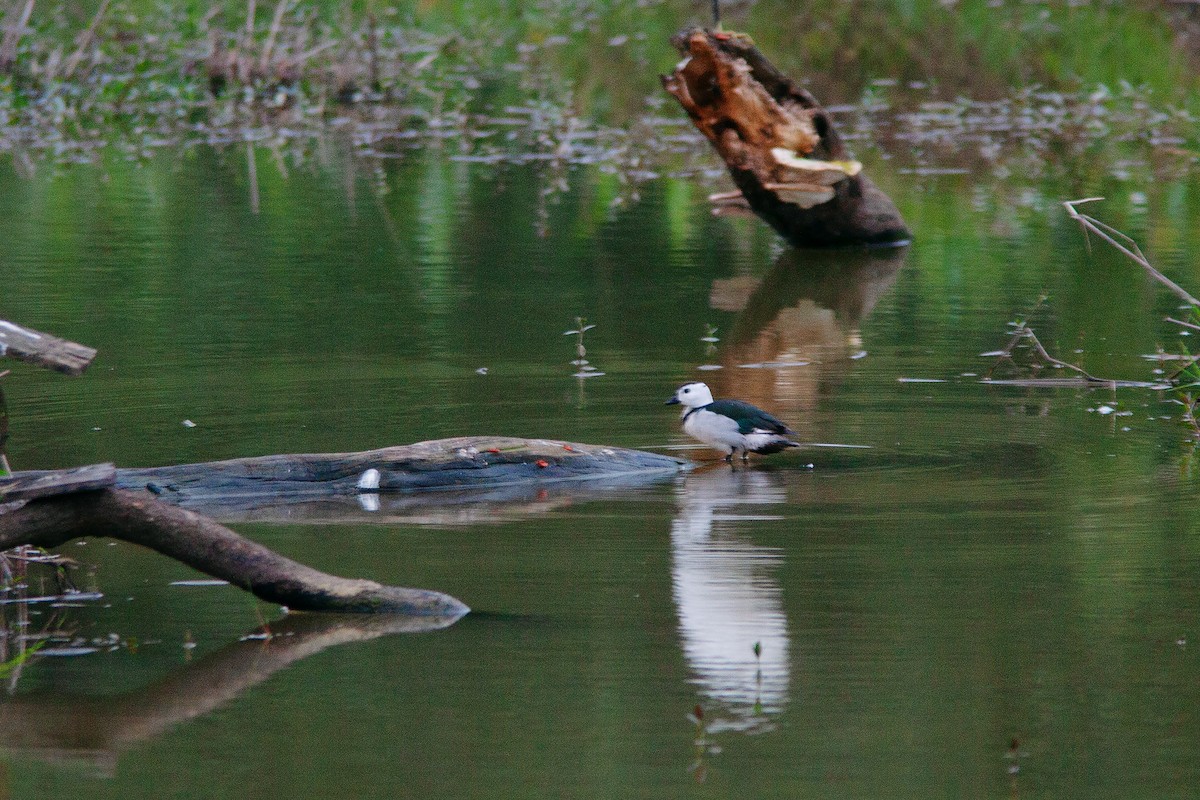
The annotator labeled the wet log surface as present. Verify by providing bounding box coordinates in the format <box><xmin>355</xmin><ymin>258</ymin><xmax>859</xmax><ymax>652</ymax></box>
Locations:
<box><xmin>0</xmin><ymin>319</ymin><xmax>98</xmax><ymax>375</ymax></box>
<box><xmin>127</xmin><ymin>471</ymin><xmax>680</xmax><ymax>525</ymax></box>
<box><xmin>0</xmin><ymin>463</ymin><xmax>116</xmax><ymax>502</ymax></box>
<box><xmin>662</xmin><ymin>28</ymin><xmax>910</xmax><ymax>247</ymax></box>
<box><xmin>113</xmin><ymin>436</ymin><xmax>688</xmax><ymax>504</ymax></box>
<box><xmin>0</xmin><ymin>439</ymin><xmax>682</xmax><ymax>616</ymax></box>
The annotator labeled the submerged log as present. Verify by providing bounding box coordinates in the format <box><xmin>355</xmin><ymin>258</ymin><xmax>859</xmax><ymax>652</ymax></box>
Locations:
<box><xmin>0</xmin><ymin>319</ymin><xmax>98</xmax><ymax>375</ymax></box>
<box><xmin>0</xmin><ymin>438</ymin><xmax>683</xmax><ymax>616</ymax></box>
<box><xmin>662</xmin><ymin>29</ymin><xmax>910</xmax><ymax>247</ymax></box>
<box><xmin>0</xmin><ymin>463</ymin><xmax>116</xmax><ymax>502</ymax></box>
<box><xmin>0</xmin><ymin>488</ymin><xmax>469</xmax><ymax>617</ymax></box>
<box><xmin>114</xmin><ymin>436</ymin><xmax>687</xmax><ymax>502</ymax></box>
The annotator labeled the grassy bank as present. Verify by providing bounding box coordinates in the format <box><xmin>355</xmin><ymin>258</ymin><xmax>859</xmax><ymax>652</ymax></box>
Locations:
<box><xmin>0</xmin><ymin>0</ymin><xmax>1197</xmax><ymax>183</ymax></box>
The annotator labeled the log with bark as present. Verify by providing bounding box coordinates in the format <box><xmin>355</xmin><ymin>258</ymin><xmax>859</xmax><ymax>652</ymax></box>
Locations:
<box><xmin>0</xmin><ymin>438</ymin><xmax>684</xmax><ymax>616</ymax></box>
<box><xmin>0</xmin><ymin>319</ymin><xmax>97</xmax><ymax>376</ymax></box>
<box><xmin>663</xmin><ymin>28</ymin><xmax>910</xmax><ymax>248</ymax></box>
<box><xmin>113</xmin><ymin>436</ymin><xmax>686</xmax><ymax>503</ymax></box>
<box><xmin>0</xmin><ymin>485</ymin><xmax>470</xmax><ymax>617</ymax></box>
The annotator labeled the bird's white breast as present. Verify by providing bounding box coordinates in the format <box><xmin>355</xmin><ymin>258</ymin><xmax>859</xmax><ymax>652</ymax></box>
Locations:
<box><xmin>683</xmin><ymin>409</ymin><xmax>744</xmax><ymax>452</ymax></box>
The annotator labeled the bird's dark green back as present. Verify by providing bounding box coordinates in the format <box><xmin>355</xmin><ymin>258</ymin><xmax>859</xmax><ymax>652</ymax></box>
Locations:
<box><xmin>704</xmin><ymin>399</ymin><xmax>793</xmax><ymax>435</ymax></box>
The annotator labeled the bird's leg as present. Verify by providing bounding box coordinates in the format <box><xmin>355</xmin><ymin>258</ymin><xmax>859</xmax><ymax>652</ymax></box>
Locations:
<box><xmin>723</xmin><ymin>452</ymin><xmax>733</xmax><ymax>464</ymax></box>
<box><xmin>741</xmin><ymin>450</ymin><xmax>750</xmax><ymax>463</ymax></box>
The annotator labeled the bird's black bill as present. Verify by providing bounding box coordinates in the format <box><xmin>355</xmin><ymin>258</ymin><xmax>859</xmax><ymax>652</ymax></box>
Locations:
<box><xmin>665</xmin><ymin>397</ymin><xmax>680</xmax><ymax>405</ymax></box>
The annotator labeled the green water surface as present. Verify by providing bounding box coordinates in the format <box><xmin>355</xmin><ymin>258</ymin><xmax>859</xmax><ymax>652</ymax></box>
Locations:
<box><xmin>2</xmin><ymin>116</ymin><xmax>1200</xmax><ymax>799</ymax></box>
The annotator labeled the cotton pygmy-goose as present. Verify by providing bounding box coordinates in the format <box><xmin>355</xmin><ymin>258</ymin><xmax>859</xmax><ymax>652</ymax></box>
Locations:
<box><xmin>665</xmin><ymin>382</ymin><xmax>799</xmax><ymax>462</ymax></box>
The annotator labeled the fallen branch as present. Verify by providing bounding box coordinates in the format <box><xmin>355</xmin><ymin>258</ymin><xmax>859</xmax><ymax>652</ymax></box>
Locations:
<box><xmin>1063</xmin><ymin>197</ymin><xmax>1200</xmax><ymax>307</ymax></box>
<box><xmin>113</xmin><ymin>436</ymin><xmax>686</xmax><ymax>503</ymax></box>
<box><xmin>0</xmin><ymin>488</ymin><xmax>469</xmax><ymax>617</ymax></box>
<box><xmin>984</xmin><ymin>321</ymin><xmax>1127</xmax><ymax>387</ymax></box>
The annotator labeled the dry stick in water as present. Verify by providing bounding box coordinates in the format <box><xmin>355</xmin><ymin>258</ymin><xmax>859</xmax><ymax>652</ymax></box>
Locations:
<box><xmin>0</xmin><ymin>488</ymin><xmax>469</xmax><ymax>616</ymax></box>
<box><xmin>988</xmin><ymin>322</ymin><xmax>1110</xmax><ymax>385</ymax></box>
<box><xmin>1063</xmin><ymin>197</ymin><xmax>1200</xmax><ymax>307</ymax></box>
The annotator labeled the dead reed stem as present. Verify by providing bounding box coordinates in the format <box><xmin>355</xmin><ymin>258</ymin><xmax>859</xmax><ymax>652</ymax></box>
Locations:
<box><xmin>61</xmin><ymin>0</ymin><xmax>109</xmax><ymax>80</ymax></box>
<box><xmin>0</xmin><ymin>0</ymin><xmax>35</xmax><ymax>74</ymax></box>
<box><xmin>1063</xmin><ymin>197</ymin><xmax>1200</xmax><ymax>307</ymax></box>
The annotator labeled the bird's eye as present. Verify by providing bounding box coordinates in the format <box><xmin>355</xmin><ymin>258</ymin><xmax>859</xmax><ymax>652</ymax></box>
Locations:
<box><xmin>683</xmin><ymin>388</ymin><xmax>690</xmax><ymax>393</ymax></box>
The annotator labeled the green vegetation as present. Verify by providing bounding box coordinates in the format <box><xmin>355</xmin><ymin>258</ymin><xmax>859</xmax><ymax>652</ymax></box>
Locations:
<box><xmin>0</xmin><ymin>0</ymin><xmax>1197</xmax><ymax>182</ymax></box>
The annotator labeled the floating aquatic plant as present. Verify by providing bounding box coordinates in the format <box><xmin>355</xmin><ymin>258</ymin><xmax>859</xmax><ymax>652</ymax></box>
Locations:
<box><xmin>564</xmin><ymin>316</ymin><xmax>604</xmax><ymax>378</ymax></box>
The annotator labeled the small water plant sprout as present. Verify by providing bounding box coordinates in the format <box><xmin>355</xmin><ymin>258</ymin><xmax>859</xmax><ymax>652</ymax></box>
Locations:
<box><xmin>564</xmin><ymin>317</ymin><xmax>604</xmax><ymax>378</ymax></box>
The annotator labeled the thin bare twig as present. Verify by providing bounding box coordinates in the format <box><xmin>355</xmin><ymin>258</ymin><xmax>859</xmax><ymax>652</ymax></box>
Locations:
<box><xmin>1021</xmin><ymin>326</ymin><xmax>1107</xmax><ymax>383</ymax></box>
<box><xmin>985</xmin><ymin>320</ymin><xmax>1114</xmax><ymax>385</ymax></box>
<box><xmin>1165</xmin><ymin>316</ymin><xmax>1200</xmax><ymax>333</ymax></box>
<box><xmin>244</xmin><ymin>0</ymin><xmax>257</xmax><ymax>40</ymax></box>
<box><xmin>1063</xmin><ymin>197</ymin><xmax>1200</xmax><ymax>307</ymax></box>
<box><xmin>259</xmin><ymin>0</ymin><xmax>291</xmax><ymax>74</ymax></box>
<box><xmin>61</xmin><ymin>0</ymin><xmax>110</xmax><ymax>81</ymax></box>
<box><xmin>0</xmin><ymin>0</ymin><xmax>36</xmax><ymax>74</ymax></box>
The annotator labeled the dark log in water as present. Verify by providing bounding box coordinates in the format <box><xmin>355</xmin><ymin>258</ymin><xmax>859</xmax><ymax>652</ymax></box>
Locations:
<box><xmin>0</xmin><ymin>463</ymin><xmax>116</xmax><ymax>502</ymax></box>
<box><xmin>0</xmin><ymin>488</ymin><xmax>469</xmax><ymax>617</ymax></box>
<box><xmin>114</xmin><ymin>436</ymin><xmax>687</xmax><ymax>502</ymax></box>
<box><xmin>0</xmin><ymin>319</ymin><xmax>98</xmax><ymax>375</ymax></box>
<box><xmin>662</xmin><ymin>29</ymin><xmax>910</xmax><ymax>248</ymax></box>
<box><xmin>0</xmin><ymin>438</ymin><xmax>683</xmax><ymax>616</ymax></box>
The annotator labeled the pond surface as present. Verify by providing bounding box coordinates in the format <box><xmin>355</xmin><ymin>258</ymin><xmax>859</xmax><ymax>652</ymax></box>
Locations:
<box><xmin>2</xmin><ymin>143</ymin><xmax>1200</xmax><ymax>798</ymax></box>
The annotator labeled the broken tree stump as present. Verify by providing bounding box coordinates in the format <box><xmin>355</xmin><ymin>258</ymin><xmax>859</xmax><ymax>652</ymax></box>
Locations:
<box><xmin>663</xmin><ymin>28</ymin><xmax>910</xmax><ymax>248</ymax></box>
<box><xmin>0</xmin><ymin>319</ymin><xmax>98</xmax><ymax>375</ymax></box>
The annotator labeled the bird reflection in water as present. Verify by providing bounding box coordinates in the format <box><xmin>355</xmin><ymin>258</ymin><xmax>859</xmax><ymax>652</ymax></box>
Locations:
<box><xmin>671</xmin><ymin>465</ymin><xmax>791</xmax><ymax>751</ymax></box>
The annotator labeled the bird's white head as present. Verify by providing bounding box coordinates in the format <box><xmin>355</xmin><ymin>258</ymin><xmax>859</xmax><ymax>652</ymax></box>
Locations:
<box><xmin>665</xmin><ymin>381</ymin><xmax>714</xmax><ymax>409</ymax></box>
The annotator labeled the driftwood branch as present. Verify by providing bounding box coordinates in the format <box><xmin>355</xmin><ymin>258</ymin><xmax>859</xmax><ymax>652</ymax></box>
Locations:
<box><xmin>663</xmin><ymin>28</ymin><xmax>909</xmax><ymax>247</ymax></box>
<box><xmin>0</xmin><ymin>319</ymin><xmax>97</xmax><ymax>375</ymax></box>
<box><xmin>113</xmin><ymin>435</ymin><xmax>686</xmax><ymax>503</ymax></box>
<box><xmin>1063</xmin><ymin>197</ymin><xmax>1200</xmax><ymax>307</ymax></box>
<box><xmin>0</xmin><ymin>488</ymin><xmax>469</xmax><ymax>617</ymax></box>
<box><xmin>0</xmin><ymin>437</ymin><xmax>683</xmax><ymax>615</ymax></box>
<box><xmin>0</xmin><ymin>462</ymin><xmax>115</xmax><ymax>501</ymax></box>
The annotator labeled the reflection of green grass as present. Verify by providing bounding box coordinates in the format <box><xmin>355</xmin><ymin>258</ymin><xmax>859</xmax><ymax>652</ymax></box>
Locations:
<box><xmin>0</xmin><ymin>638</ymin><xmax>45</xmax><ymax>679</ymax></box>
